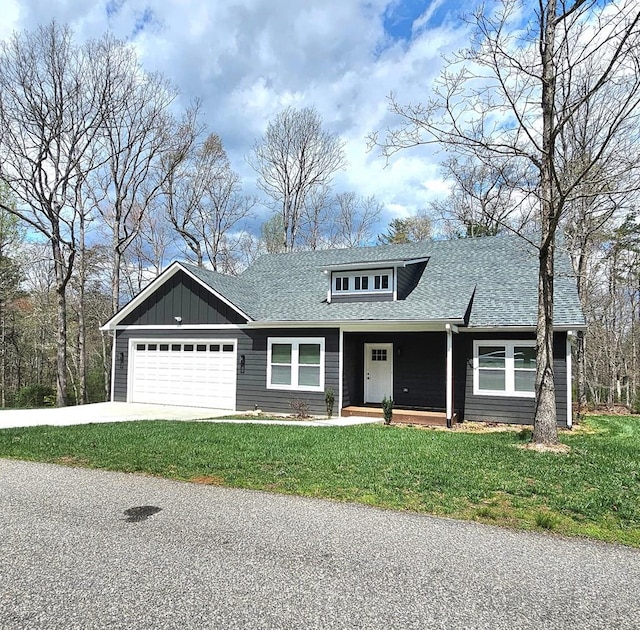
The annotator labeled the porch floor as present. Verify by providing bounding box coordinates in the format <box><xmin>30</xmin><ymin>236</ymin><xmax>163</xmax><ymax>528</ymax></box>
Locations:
<box><xmin>341</xmin><ymin>406</ymin><xmax>458</xmax><ymax>427</ymax></box>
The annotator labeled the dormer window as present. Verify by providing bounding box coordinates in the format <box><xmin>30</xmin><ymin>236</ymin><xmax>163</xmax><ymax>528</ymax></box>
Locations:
<box><xmin>331</xmin><ymin>269</ymin><xmax>393</xmax><ymax>297</ymax></box>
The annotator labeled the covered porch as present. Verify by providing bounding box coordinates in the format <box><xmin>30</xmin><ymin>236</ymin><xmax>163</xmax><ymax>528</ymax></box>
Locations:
<box><xmin>339</xmin><ymin>326</ymin><xmax>460</xmax><ymax>426</ymax></box>
<box><xmin>341</xmin><ymin>405</ymin><xmax>459</xmax><ymax>427</ymax></box>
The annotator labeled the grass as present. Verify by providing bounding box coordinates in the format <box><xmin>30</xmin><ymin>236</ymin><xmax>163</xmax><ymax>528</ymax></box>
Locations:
<box><xmin>0</xmin><ymin>414</ymin><xmax>639</xmax><ymax>546</ymax></box>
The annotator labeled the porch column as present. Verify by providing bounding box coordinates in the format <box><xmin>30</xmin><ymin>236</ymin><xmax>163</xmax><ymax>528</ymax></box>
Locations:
<box><xmin>445</xmin><ymin>324</ymin><xmax>454</xmax><ymax>428</ymax></box>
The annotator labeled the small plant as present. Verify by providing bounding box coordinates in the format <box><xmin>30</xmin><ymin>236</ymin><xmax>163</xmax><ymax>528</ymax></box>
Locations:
<box><xmin>381</xmin><ymin>396</ymin><xmax>393</xmax><ymax>425</ymax></box>
<box><xmin>290</xmin><ymin>399</ymin><xmax>310</xmax><ymax>419</ymax></box>
<box><xmin>325</xmin><ymin>388</ymin><xmax>335</xmax><ymax>418</ymax></box>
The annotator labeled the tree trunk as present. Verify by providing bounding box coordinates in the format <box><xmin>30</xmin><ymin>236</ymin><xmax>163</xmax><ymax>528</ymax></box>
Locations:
<box><xmin>101</xmin><ymin>331</ymin><xmax>111</xmax><ymax>402</ymax></box>
<box><xmin>77</xmin><ymin>216</ymin><xmax>88</xmax><ymax>404</ymax></box>
<box><xmin>532</xmin><ymin>0</ymin><xmax>559</xmax><ymax>445</ymax></box>
<box><xmin>532</xmin><ymin>237</ymin><xmax>559</xmax><ymax>444</ymax></box>
<box><xmin>54</xmin><ymin>274</ymin><xmax>69</xmax><ymax>406</ymax></box>
<box><xmin>112</xmin><ymin>239</ymin><xmax>122</xmax><ymax>316</ymax></box>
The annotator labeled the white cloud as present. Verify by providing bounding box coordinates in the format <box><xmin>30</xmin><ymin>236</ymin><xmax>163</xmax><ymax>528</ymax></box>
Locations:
<box><xmin>3</xmin><ymin>0</ymin><xmax>472</xmax><ymax>231</ymax></box>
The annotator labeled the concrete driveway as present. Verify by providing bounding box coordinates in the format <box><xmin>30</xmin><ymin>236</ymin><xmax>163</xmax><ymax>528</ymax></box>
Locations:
<box><xmin>1</xmin><ymin>459</ymin><xmax>638</xmax><ymax>629</ymax></box>
<box><xmin>0</xmin><ymin>401</ymin><xmax>231</xmax><ymax>429</ymax></box>
<box><xmin>0</xmin><ymin>402</ymin><xmax>380</xmax><ymax>429</ymax></box>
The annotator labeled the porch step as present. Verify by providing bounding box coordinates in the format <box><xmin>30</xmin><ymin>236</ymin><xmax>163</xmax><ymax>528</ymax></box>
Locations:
<box><xmin>341</xmin><ymin>406</ymin><xmax>457</xmax><ymax>427</ymax></box>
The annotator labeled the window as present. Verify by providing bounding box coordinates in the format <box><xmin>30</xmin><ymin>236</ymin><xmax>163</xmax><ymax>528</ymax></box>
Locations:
<box><xmin>473</xmin><ymin>341</ymin><xmax>536</xmax><ymax>397</ymax></box>
<box><xmin>267</xmin><ymin>337</ymin><xmax>325</xmax><ymax>392</ymax></box>
<box><xmin>332</xmin><ymin>269</ymin><xmax>392</xmax><ymax>295</ymax></box>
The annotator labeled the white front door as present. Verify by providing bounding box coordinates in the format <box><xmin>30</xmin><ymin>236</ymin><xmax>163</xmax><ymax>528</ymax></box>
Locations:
<box><xmin>364</xmin><ymin>343</ymin><xmax>393</xmax><ymax>404</ymax></box>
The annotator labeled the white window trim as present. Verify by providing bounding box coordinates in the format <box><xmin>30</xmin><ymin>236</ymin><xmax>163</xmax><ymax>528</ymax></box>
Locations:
<box><xmin>331</xmin><ymin>269</ymin><xmax>393</xmax><ymax>296</ymax></box>
<box><xmin>267</xmin><ymin>337</ymin><xmax>325</xmax><ymax>392</ymax></box>
<box><xmin>473</xmin><ymin>340</ymin><xmax>536</xmax><ymax>398</ymax></box>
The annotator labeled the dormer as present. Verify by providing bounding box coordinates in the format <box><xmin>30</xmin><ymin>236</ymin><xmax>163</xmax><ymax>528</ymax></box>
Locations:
<box><xmin>322</xmin><ymin>258</ymin><xmax>429</xmax><ymax>303</ymax></box>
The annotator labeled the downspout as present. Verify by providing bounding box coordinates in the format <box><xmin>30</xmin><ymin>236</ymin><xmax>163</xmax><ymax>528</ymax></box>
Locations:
<box><xmin>338</xmin><ymin>327</ymin><xmax>344</xmax><ymax>417</ymax></box>
<box><xmin>446</xmin><ymin>324</ymin><xmax>453</xmax><ymax>428</ymax></box>
<box><xmin>566</xmin><ymin>331</ymin><xmax>574</xmax><ymax>429</ymax></box>
<box><xmin>110</xmin><ymin>330</ymin><xmax>116</xmax><ymax>402</ymax></box>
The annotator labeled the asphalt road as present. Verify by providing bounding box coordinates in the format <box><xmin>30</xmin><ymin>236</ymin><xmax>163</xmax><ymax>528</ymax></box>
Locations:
<box><xmin>1</xmin><ymin>460</ymin><xmax>638</xmax><ymax>630</ymax></box>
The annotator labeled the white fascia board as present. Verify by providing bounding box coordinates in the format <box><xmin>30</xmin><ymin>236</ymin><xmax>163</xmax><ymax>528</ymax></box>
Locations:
<box><xmin>321</xmin><ymin>260</ymin><xmax>406</xmax><ymax>272</ymax></box>
<box><xmin>460</xmin><ymin>325</ymin><xmax>586</xmax><ymax>333</ymax></box>
<box><xmin>99</xmin><ymin>262</ymin><xmax>252</xmax><ymax>331</ymax></box>
<box><xmin>113</xmin><ymin>324</ymin><xmax>248</xmax><ymax>331</ymax></box>
<box><xmin>320</xmin><ymin>257</ymin><xmax>430</xmax><ymax>272</ymax></box>
<box><xmin>247</xmin><ymin>319</ymin><xmax>464</xmax><ymax>332</ymax></box>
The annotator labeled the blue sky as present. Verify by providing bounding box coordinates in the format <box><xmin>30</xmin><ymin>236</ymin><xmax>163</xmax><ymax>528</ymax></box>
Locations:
<box><xmin>0</xmin><ymin>0</ymin><xmax>473</xmax><ymax>230</ymax></box>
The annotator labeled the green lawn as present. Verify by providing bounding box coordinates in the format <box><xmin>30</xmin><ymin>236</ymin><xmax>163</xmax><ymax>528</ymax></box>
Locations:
<box><xmin>1</xmin><ymin>415</ymin><xmax>638</xmax><ymax>546</ymax></box>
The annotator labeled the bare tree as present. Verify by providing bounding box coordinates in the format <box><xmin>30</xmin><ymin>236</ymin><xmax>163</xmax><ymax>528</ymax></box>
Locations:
<box><xmin>249</xmin><ymin>106</ymin><xmax>346</xmax><ymax>252</ymax></box>
<box><xmin>0</xmin><ymin>22</ymin><xmax>113</xmax><ymax>405</ymax></box>
<box><xmin>88</xmin><ymin>37</ymin><xmax>180</xmax><ymax>315</ymax></box>
<box><xmin>333</xmin><ymin>193</ymin><xmax>384</xmax><ymax>248</ymax></box>
<box><xmin>166</xmin><ymin>133</ymin><xmax>255</xmax><ymax>271</ymax></box>
<box><xmin>370</xmin><ymin>0</ymin><xmax>640</xmax><ymax>445</ymax></box>
<box><xmin>431</xmin><ymin>156</ymin><xmax>534</xmax><ymax>238</ymax></box>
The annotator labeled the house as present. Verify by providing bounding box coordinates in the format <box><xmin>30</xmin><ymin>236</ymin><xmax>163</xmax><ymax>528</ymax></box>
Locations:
<box><xmin>100</xmin><ymin>234</ymin><xmax>586</xmax><ymax>427</ymax></box>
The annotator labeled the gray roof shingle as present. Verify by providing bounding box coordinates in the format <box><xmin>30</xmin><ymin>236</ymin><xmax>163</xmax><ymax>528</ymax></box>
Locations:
<box><xmin>182</xmin><ymin>234</ymin><xmax>585</xmax><ymax>328</ymax></box>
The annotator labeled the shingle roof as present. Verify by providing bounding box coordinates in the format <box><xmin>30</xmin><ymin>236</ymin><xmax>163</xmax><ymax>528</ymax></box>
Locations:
<box><xmin>182</xmin><ymin>234</ymin><xmax>585</xmax><ymax>328</ymax></box>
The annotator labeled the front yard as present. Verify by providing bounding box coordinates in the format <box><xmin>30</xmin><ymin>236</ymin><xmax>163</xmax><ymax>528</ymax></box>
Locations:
<box><xmin>0</xmin><ymin>415</ymin><xmax>638</xmax><ymax>546</ymax></box>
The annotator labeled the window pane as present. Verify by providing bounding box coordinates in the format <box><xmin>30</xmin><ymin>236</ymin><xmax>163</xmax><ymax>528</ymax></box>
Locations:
<box><xmin>136</xmin><ymin>344</ymin><xmax>145</xmax><ymax>351</ymax></box>
<box><xmin>184</xmin><ymin>344</ymin><xmax>193</xmax><ymax>351</ymax></box>
<box><xmin>478</xmin><ymin>369</ymin><xmax>506</xmax><ymax>391</ymax></box>
<box><xmin>223</xmin><ymin>344</ymin><xmax>234</xmax><ymax>352</ymax></box>
<box><xmin>271</xmin><ymin>343</ymin><xmax>291</xmax><ymax>364</ymax></box>
<box><xmin>209</xmin><ymin>344</ymin><xmax>220</xmax><ymax>351</ymax></box>
<box><xmin>197</xmin><ymin>344</ymin><xmax>206</xmax><ymax>352</ymax></box>
<box><xmin>374</xmin><ymin>275</ymin><xmax>380</xmax><ymax>289</ymax></box>
<box><xmin>514</xmin><ymin>346</ymin><xmax>536</xmax><ymax>370</ymax></box>
<box><xmin>147</xmin><ymin>344</ymin><xmax>157</xmax><ymax>351</ymax></box>
<box><xmin>478</xmin><ymin>346</ymin><xmax>505</xmax><ymax>368</ymax></box>
<box><xmin>362</xmin><ymin>276</ymin><xmax>369</xmax><ymax>290</ymax></box>
<box><xmin>355</xmin><ymin>277</ymin><xmax>361</xmax><ymax>290</ymax></box>
<box><xmin>171</xmin><ymin>344</ymin><xmax>181</xmax><ymax>351</ymax></box>
<box><xmin>271</xmin><ymin>365</ymin><xmax>291</xmax><ymax>385</ymax></box>
<box><xmin>381</xmin><ymin>275</ymin><xmax>389</xmax><ymax>289</ymax></box>
<box><xmin>343</xmin><ymin>277</ymin><xmax>349</xmax><ymax>290</ymax></box>
<box><xmin>335</xmin><ymin>277</ymin><xmax>342</xmax><ymax>291</ymax></box>
<box><xmin>515</xmin><ymin>370</ymin><xmax>536</xmax><ymax>392</ymax></box>
<box><xmin>159</xmin><ymin>344</ymin><xmax>169</xmax><ymax>351</ymax></box>
<box><xmin>298</xmin><ymin>365</ymin><xmax>320</xmax><ymax>387</ymax></box>
<box><xmin>299</xmin><ymin>343</ymin><xmax>320</xmax><ymax>365</ymax></box>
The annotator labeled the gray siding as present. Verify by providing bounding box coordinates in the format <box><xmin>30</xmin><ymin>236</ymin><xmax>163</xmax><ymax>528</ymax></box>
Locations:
<box><xmin>343</xmin><ymin>330</ymin><xmax>570</xmax><ymax>427</ymax></box>
<box><xmin>397</xmin><ymin>262</ymin><xmax>427</xmax><ymax>300</ymax></box>
<box><xmin>121</xmin><ymin>271</ymin><xmax>247</xmax><ymax>326</ymax></box>
<box><xmin>456</xmin><ymin>331</ymin><xmax>569</xmax><ymax>426</ymax></box>
<box><xmin>114</xmin><ymin>327</ymin><xmax>339</xmax><ymax>416</ymax></box>
<box><xmin>343</xmin><ymin>331</ymin><xmax>446</xmax><ymax>409</ymax></box>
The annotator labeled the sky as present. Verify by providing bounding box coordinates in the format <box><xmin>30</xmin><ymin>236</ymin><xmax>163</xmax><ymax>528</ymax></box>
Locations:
<box><xmin>0</xmin><ymin>0</ymin><xmax>475</xmax><ymax>232</ymax></box>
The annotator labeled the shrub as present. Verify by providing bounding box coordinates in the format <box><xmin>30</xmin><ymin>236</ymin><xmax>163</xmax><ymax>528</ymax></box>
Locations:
<box><xmin>14</xmin><ymin>384</ymin><xmax>56</xmax><ymax>408</ymax></box>
<box><xmin>290</xmin><ymin>399</ymin><xmax>310</xmax><ymax>419</ymax></box>
<box><xmin>325</xmin><ymin>388</ymin><xmax>335</xmax><ymax>418</ymax></box>
<box><xmin>381</xmin><ymin>396</ymin><xmax>393</xmax><ymax>425</ymax></box>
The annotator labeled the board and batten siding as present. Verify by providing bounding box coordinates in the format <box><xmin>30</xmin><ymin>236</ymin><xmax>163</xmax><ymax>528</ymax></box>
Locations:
<box><xmin>114</xmin><ymin>327</ymin><xmax>340</xmax><ymax>416</ymax></box>
<box><xmin>456</xmin><ymin>331</ymin><xmax>569</xmax><ymax>426</ymax></box>
<box><xmin>121</xmin><ymin>270</ymin><xmax>247</xmax><ymax>326</ymax></box>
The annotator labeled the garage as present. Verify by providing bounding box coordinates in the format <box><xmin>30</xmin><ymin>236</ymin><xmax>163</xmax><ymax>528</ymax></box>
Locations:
<box><xmin>128</xmin><ymin>339</ymin><xmax>237</xmax><ymax>410</ymax></box>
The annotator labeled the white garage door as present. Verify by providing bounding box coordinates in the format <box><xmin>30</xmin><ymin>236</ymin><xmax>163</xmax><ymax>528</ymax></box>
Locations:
<box><xmin>130</xmin><ymin>340</ymin><xmax>237</xmax><ymax>409</ymax></box>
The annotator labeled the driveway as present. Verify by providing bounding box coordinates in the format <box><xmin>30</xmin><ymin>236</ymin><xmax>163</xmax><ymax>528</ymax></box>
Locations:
<box><xmin>0</xmin><ymin>402</ymin><xmax>379</xmax><ymax>429</ymax></box>
<box><xmin>1</xmin><ymin>459</ymin><xmax>638</xmax><ymax>629</ymax></box>
<box><xmin>0</xmin><ymin>401</ymin><xmax>231</xmax><ymax>429</ymax></box>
